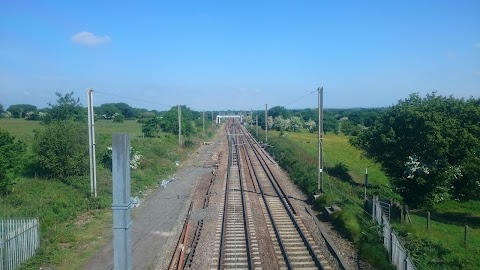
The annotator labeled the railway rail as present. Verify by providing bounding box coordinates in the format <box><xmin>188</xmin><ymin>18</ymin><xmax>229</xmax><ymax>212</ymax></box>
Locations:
<box><xmin>168</xmin><ymin>120</ymin><xmax>333</xmax><ymax>270</ymax></box>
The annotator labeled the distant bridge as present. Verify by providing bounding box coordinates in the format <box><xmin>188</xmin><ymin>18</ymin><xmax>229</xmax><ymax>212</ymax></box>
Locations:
<box><xmin>216</xmin><ymin>115</ymin><xmax>244</xmax><ymax>124</ymax></box>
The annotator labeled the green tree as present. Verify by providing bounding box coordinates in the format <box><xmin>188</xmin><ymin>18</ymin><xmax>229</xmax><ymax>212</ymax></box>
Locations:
<box><xmin>142</xmin><ymin>117</ymin><xmax>162</xmax><ymax>137</ymax></box>
<box><xmin>304</xmin><ymin>119</ymin><xmax>316</xmax><ymax>133</ymax></box>
<box><xmin>114</xmin><ymin>102</ymin><xmax>138</xmax><ymax>118</ymax></box>
<box><xmin>268</xmin><ymin>106</ymin><xmax>290</xmax><ymax>119</ymax></box>
<box><xmin>33</xmin><ymin>120</ymin><xmax>89</xmax><ymax>178</ymax></box>
<box><xmin>112</xmin><ymin>112</ymin><xmax>125</xmax><ymax>123</ymax></box>
<box><xmin>340</xmin><ymin>120</ymin><xmax>363</xmax><ymax>136</ymax></box>
<box><xmin>43</xmin><ymin>92</ymin><xmax>85</xmax><ymax>123</ymax></box>
<box><xmin>351</xmin><ymin>93</ymin><xmax>480</xmax><ymax>206</ymax></box>
<box><xmin>160</xmin><ymin>106</ymin><xmax>195</xmax><ymax>136</ymax></box>
<box><xmin>290</xmin><ymin>116</ymin><xmax>303</xmax><ymax>132</ymax></box>
<box><xmin>96</xmin><ymin>103</ymin><xmax>121</xmax><ymax>118</ymax></box>
<box><xmin>274</xmin><ymin>116</ymin><xmax>290</xmax><ymax>131</ymax></box>
<box><xmin>7</xmin><ymin>104</ymin><xmax>37</xmax><ymax>118</ymax></box>
<box><xmin>0</xmin><ymin>129</ymin><xmax>26</xmax><ymax>194</ymax></box>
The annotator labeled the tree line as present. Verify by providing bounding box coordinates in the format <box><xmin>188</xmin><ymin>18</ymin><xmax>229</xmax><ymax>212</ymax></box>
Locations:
<box><xmin>249</xmin><ymin>105</ymin><xmax>385</xmax><ymax>135</ymax></box>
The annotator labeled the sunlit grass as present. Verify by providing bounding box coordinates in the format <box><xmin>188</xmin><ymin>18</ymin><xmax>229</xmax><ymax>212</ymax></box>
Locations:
<box><xmin>0</xmin><ymin>118</ymin><xmax>41</xmax><ymax>142</ymax></box>
<box><xmin>278</xmin><ymin>130</ymin><xmax>391</xmax><ymax>188</ymax></box>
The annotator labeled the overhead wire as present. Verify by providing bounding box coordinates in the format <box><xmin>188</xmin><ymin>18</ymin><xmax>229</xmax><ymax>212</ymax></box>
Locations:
<box><xmin>282</xmin><ymin>89</ymin><xmax>318</xmax><ymax>108</ymax></box>
<box><xmin>93</xmin><ymin>90</ymin><xmax>173</xmax><ymax>108</ymax></box>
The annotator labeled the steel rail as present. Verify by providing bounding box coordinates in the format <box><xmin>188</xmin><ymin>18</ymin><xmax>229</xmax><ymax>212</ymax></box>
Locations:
<box><xmin>237</xmin><ymin>128</ymin><xmax>294</xmax><ymax>269</ymax></box>
<box><xmin>168</xmin><ymin>202</ymin><xmax>193</xmax><ymax>270</ymax></box>
<box><xmin>240</xmin><ymin>123</ymin><xmax>325</xmax><ymax>269</ymax></box>
<box><xmin>233</xmin><ymin>125</ymin><xmax>254</xmax><ymax>270</ymax></box>
<box><xmin>217</xmin><ymin>126</ymin><xmax>233</xmax><ymax>270</ymax></box>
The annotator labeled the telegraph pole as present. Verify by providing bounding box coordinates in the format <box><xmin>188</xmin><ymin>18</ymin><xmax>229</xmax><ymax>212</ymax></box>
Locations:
<box><xmin>203</xmin><ymin>110</ymin><xmax>205</xmax><ymax>133</ymax></box>
<box><xmin>250</xmin><ymin>109</ymin><xmax>253</xmax><ymax>126</ymax></box>
<box><xmin>87</xmin><ymin>88</ymin><xmax>97</xmax><ymax>198</ymax></box>
<box><xmin>318</xmin><ymin>87</ymin><xmax>324</xmax><ymax>194</ymax></box>
<box><xmin>265</xmin><ymin>104</ymin><xmax>268</xmax><ymax>143</ymax></box>
<box><xmin>256</xmin><ymin>114</ymin><xmax>258</xmax><ymax>138</ymax></box>
<box><xmin>178</xmin><ymin>105</ymin><xmax>182</xmax><ymax>146</ymax></box>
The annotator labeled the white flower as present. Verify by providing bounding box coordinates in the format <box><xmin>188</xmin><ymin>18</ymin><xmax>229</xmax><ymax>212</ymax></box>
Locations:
<box><xmin>404</xmin><ymin>155</ymin><xmax>429</xmax><ymax>179</ymax></box>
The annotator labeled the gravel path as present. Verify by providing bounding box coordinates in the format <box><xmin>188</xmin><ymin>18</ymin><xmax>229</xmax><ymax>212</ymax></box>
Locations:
<box><xmin>83</xmin><ymin>129</ymin><xmax>225</xmax><ymax>270</ymax></box>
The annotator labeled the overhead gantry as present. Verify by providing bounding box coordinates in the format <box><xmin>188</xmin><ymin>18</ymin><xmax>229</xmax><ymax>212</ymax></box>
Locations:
<box><xmin>216</xmin><ymin>115</ymin><xmax>243</xmax><ymax>124</ymax></box>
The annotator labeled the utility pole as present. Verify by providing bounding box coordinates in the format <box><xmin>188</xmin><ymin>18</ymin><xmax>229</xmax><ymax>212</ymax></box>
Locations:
<box><xmin>256</xmin><ymin>114</ymin><xmax>258</xmax><ymax>138</ymax></box>
<box><xmin>318</xmin><ymin>87</ymin><xmax>324</xmax><ymax>194</ymax></box>
<box><xmin>211</xmin><ymin>111</ymin><xmax>214</xmax><ymax>125</ymax></box>
<box><xmin>203</xmin><ymin>110</ymin><xmax>205</xmax><ymax>133</ymax></box>
<box><xmin>87</xmin><ymin>88</ymin><xmax>97</xmax><ymax>198</ymax></box>
<box><xmin>265</xmin><ymin>104</ymin><xmax>268</xmax><ymax>143</ymax></box>
<box><xmin>178</xmin><ymin>105</ymin><xmax>182</xmax><ymax>146</ymax></box>
<box><xmin>250</xmin><ymin>109</ymin><xmax>253</xmax><ymax>126</ymax></box>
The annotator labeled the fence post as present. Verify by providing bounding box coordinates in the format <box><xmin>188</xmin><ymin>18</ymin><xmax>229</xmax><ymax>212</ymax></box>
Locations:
<box><xmin>390</xmin><ymin>231</ymin><xmax>393</xmax><ymax>262</ymax></box>
<box><xmin>400</xmin><ymin>205</ymin><xmax>404</xmax><ymax>223</ymax></box>
<box><xmin>2</xmin><ymin>221</ymin><xmax>7</xmax><ymax>270</ymax></box>
<box><xmin>372</xmin><ymin>196</ymin><xmax>375</xmax><ymax>222</ymax></box>
<box><xmin>112</xmin><ymin>134</ymin><xmax>133</xmax><ymax>270</ymax></box>
<box><xmin>464</xmin><ymin>225</ymin><xmax>468</xmax><ymax>246</ymax></box>
<box><xmin>427</xmin><ymin>211</ymin><xmax>431</xmax><ymax>231</ymax></box>
<box><xmin>404</xmin><ymin>253</ymin><xmax>408</xmax><ymax>270</ymax></box>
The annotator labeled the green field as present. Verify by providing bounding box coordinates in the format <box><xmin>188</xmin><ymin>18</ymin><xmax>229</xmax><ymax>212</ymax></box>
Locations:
<box><xmin>287</xmin><ymin>132</ymin><xmax>391</xmax><ymax>188</ymax></box>
<box><xmin>0</xmin><ymin>118</ymin><xmax>216</xmax><ymax>269</ymax></box>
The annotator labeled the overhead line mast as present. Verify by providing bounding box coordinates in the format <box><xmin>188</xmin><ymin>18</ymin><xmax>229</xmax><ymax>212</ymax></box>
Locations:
<box><xmin>318</xmin><ymin>86</ymin><xmax>324</xmax><ymax>194</ymax></box>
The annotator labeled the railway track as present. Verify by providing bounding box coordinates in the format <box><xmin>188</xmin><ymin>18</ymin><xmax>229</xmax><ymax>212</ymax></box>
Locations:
<box><xmin>168</xmin><ymin>120</ymin><xmax>333</xmax><ymax>270</ymax></box>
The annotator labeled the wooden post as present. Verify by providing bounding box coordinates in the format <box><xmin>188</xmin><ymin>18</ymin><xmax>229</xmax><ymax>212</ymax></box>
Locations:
<box><xmin>398</xmin><ymin>205</ymin><xmax>405</xmax><ymax>224</ymax></box>
<box><xmin>464</xmin><ymin>225</ymin><xmax>468</xmax><ymax>246</ymax></box>
<box><xmin>427</xmin><ymin>211</ymin><xmax>431</xmax><ymax>231</ymax></box>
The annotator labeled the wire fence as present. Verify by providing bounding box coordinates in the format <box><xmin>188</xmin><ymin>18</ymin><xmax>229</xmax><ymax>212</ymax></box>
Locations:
<box><xmin>369</xmin><ymin>196</ymin><xmax>416</xmax><ymax>270</ymax></box>
<box><xmin>0</xmin><ymin>218</ymin><xmax>40</xmax><ymax>270</ymax></box>
<box><xmin>408</xmin><ymin>210</ymin><xmax>479</xmax><ymax>247</ymax></box>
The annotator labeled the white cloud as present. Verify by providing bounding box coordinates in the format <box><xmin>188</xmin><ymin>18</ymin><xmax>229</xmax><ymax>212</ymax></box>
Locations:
<box><xmin>71</xmin><ymin>31</ymin><xmax>111</xmax><ymax>46</ymax></box>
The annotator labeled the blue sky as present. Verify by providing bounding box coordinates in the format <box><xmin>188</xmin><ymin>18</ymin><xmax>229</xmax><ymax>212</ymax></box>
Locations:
<box><xmin>1</xmin><ymin>1</ymin><xmax>479</xmax><ymax>111</ymax></box>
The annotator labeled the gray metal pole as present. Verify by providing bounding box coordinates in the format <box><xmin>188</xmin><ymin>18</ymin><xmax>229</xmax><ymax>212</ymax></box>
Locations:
<box><xmin>256</xmin><ymin>114</ymin><xmax>258</xmax><ymax>138</ymax></box>
<box><xmin>203</xmin><ymin>110</ymin><xmax>205</xmax><ymax>133</ymax></box>
<box><xmin>112</xmin><ymin>134</ymin><xmax>132</xmax><ymax>270</ymax></box>
<box><xmin>178</xmin><ymin>105</ymin><xmax>182</xmax><ymax>146</ymax></box>
<box><xmin>364</xmin><ymin>168</ymin><xmax>368</xmax><ymax>200</ymax></box>
<box><xmin>318</xmin><ymin>87</ymin><xmax>324</xmax><ymax>194</ymax></box>
<box><xmin>265</xmin><ymin>104</ymin><xmax>268</xmax><ymax>143</ymax></box>
<box><xmin>87</xmin><ymin>88</ymin><xmax>97</xmax><ymax>198</ymax></box>
<box><xmin>250</xmin><ymin>109</ymin><xmax>253</xmax><ymax>126</ymax></box>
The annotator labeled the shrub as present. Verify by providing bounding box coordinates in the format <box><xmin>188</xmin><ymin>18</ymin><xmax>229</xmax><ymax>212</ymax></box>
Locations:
<box><xmin>0</xmin><ymin>128</ymin><xmax>26</xmax><ymax>194</ymax></box>
<box><xmin>33</xmin><ymin>120</ymin><xmax>89</xmax><ymax>178</ymax></box>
